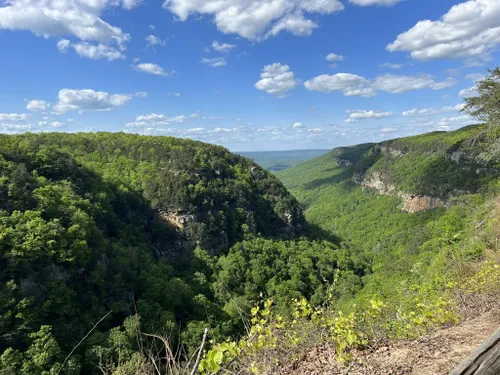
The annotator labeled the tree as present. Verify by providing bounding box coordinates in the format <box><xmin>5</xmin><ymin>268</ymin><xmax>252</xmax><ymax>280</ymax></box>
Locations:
<box><xmin>463</xmin><ymin>68</ymin><xmax>500</xmax><ymax>160</ymax></box>
<box><xmin>463</xmin><ymin>68</ymin><xmax>500</xmax><ymax>126</ymax></box>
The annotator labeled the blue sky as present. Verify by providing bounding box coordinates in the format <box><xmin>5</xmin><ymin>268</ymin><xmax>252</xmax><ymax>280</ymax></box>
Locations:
<box><xmin>0</xmin><ymin>0</ymin><xmax>498</xmax><ymax>151</ymax></box>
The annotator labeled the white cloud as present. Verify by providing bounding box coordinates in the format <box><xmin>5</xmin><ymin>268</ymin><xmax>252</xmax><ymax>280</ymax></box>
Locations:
<box><xmin>465</xmin><ymin>73</ymin><xmax>485</xmax><ymax>82</ymax></box>
<box><xmin>344</xmin><ymin>110</ymin><xmax>394</xmax><ymax>123</ymax></box>
<box><xmin>0</xmin><ymin>113</ymin><xmax>30</xmax><ymax>121</ymax></box>
<box><xmin>212</xmin><ymin>40</ymin><xmax>236</xmax><ymax>52</ymax></box>
<box><xmin>50</xmin><ymin>121</ymin><xmax>64</xmax><ymax>128</ymax></box>
<box><xmin>122</xmin><ymin>0</ymin><xmax>143</xmax><ymax>10</ymax></box>
<box><xmin>146</xmin><ymin>35</ymin><xmax>167</xmax><ymax>47</ymax></box>
<box><xmin>168</xmin><ymin>92</ymin><xmax>181</xmax><ymax>97</ymax></box>
<box><xmin>0</xmin><ymin>1</ymin><xmax>131</xmax><ymax>50</ymax></box>
<box><xmin>57</xmin><ymin>38</ymin><xmax>124</xmax><ymax>60</ymax></box>
<box><xmin>255</xmin><ymin>63</ymin><xmax>299</xmax><ymax>98</ymax></box>
<box><xmin>201</xmin><ymin>57</ymin><xmax>227</xmax><ymax>67</ymax></box>
<box><xmin>373</xmin><ymin>74</ymin><xmax>457</xmax><ymax>93</ymax></box>
<box><xmin>136</xmin><ymin>113</ymin><xmax>168</xmax><ymax>122</ymax></box>
<box><xmin>149</xmin><ymin>24</ymin><xmax>156</xmax><ymax>30</ymax></box>
<box><xmin>57</xmin><ymin>39</ymin><xmax>71</xmax><ymax>52</ymax></box>
<box><xmin>387</xmin><ymin>0</ymin><xmax>500</xmax><ymax>63</ymax></box>
<box><xmin>163</xmin><ymin>0</ymin><xmax>344</xmax><ymax>40</ymax></box>
<box><xmin>326</xmin><ymin>53</ymin><xmax>344</xmax><ymax>62</ymax></box>
<box><xmin>293</xmin><ymin>122</ymin><xmax>305</xmax><ymax>128</ymax></box>
<box><xmin>135</xmin><ymin>92</ymin><xmax>148</xmax><ymax>98</ymax></box>
<box><xmin>26</xmin><ymin>100</ymin><xmax>49</xmax><ymax>112</ymax></box>
<box><xmin>125</xmin><ymin>121</ymin><xmax>148</xmax><ymax>128</ymax></box>
<box><xmin>304</xmin><ymin>73</ymin><xmax>375</xmax><ymax>97</ymax></box>
<box><xmin>72</xmin><ymin>42</ymin><xmax>124</xmax><ymax>60</ymax></box>
<box><xmin>459</xmin><ymin>86</ymin><xmax>477</xmax><ymax>98</ymax></box>
<box><xmin>0</xmin><ymin>123</ymin><xmax>32</xmax><ymax>133</ymax></box>
<box><xmin>134</xmin><ymin>63</ymin><xmax>169</xmax><ymax>76</ymax></box>
<box><xmin>379</xmin><ymin>63</ymin><xmax>403</xmax><ymax>69</ymax></box>
<box><xmin>186</xmin><ymin>127</ymin><xmax>205</xmax><ymax>134</ymax></box>
<box><xmin>410</xmin><ymin>114</ymin><xmax>477</xmax><ymax>130</ymax></box>
<box><xmin>53</xmin><ymin>89</ymin><xmax>132</xmax><ymax>113</ymax></box>
<box><xmin>209</xmin><ymin>127</ymin><xmax>231</xmax><ymax>133</ymax></box>
<box><xmin>380</xmin><ymin>127</ymin><xmax>398</xmax><ymax>133</ymax></box>
<box><xmin>349</xmin><ymin>0</ymin><xmax>401</xmax><ymax>5</ymax></box>
<box><xmin>305</xmin><ymin>72</ymin><xmax>456</xmax><ymax>96</ymax></box>
<box><xmin>265</xmin><ymin>13</ymin><xmax>318</xmax><ymax>38</ymax></box>
<box><xmin>132</xmin><ymin>113</ymin><xmax>193</xmax><ymax>127</ymax></box>
<box><xmin>402</xmin><ymin>104</ymin><xmax>464</xmax><ymax>116</ymax></box>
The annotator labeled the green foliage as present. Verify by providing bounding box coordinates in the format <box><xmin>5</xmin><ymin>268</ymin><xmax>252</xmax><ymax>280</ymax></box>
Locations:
<box><xmin>0</xmin><ymin>133</ymin><xmax>305</xmax><ymax>373</ymax></box>
<box><xmin>214</xmin><ymin>237</ymin><xmax>363</xmax><ymax>314</ymax></box>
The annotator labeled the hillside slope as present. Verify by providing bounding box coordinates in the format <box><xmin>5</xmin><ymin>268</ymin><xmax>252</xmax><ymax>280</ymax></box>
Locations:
<box><xmin>0</xmin><ymin>132</ymin><xmax>308</xmax><ymax>373</ymax></box>
<box><xmin>278</xmin><ymin>124</ymin><xmax>499</xmax><ymax>255</ymax></box>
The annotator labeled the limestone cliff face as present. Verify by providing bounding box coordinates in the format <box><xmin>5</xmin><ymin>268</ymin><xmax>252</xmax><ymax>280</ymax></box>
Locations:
<box><xmin>359</xmin><ymin>172</ymin><xmax>445</xmax><ymax>213</ymax></box>
<box><xmin>360</xmin><ymin>172</ymin><xmax>397</xmax><ymax>196</ymax></box>
<box><xmin>380</xmin><ymin>146</ymin><xmax>405</xmax><ymax>158</ymax></box>
<box><xmin>400</xmin><ymin>194</ymin><xmax>445</xmax><ymax>213</ymax></box>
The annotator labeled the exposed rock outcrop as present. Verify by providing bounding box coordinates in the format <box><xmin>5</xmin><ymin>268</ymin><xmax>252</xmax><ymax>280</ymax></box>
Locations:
<box><xmin>359</xmin><ymin>172</ymin><xmax>445</xmax><ymax>213</ymax></box>
<box><xmin>159</xmin><ymin>210</ymin><xmax>197</xmax><ymax>229</ymax></box>
<box><xmin>400</xmin><ymin>194</ymin><xmax>445</xmax><ymax>213</ymax></box>
<box><xmin>380</xmin><ymin>146</ymin><xmax>405</xmax><ymax>158</ymax></box>
<box><xmin>361</xmin><ymin>172</ymin><xmax>397</xmax><ymax>196</ymax></box>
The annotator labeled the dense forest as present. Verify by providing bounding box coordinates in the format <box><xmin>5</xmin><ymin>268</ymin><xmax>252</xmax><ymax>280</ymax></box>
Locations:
<box><xmin>0</xmin><ymin>133</ymin><xmax>338</xmax><ymax>374</ymax></box>
<box><xmin>1</xmin><ymin>69</ymin><xmax>500</xmax><ymax>374</ymax></box>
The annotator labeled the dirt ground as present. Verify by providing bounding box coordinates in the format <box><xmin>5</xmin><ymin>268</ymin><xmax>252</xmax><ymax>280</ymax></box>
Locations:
<box><xmin>286</xmin><ymin>310</ymin><xmax>500</xmax><ymax>375</ymax></box>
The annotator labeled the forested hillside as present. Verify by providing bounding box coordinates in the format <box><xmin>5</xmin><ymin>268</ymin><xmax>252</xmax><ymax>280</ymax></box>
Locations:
<box><xmin>0</xmin><ymin>133</ymin><xmax>339</xmax><ymax>374</ymax></box>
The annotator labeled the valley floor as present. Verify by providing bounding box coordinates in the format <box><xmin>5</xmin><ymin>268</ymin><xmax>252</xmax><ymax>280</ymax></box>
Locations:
<box><xmin>284</xmin><ymin>309</ymin><xmax>500</xmax><ymax>375</ymax></box>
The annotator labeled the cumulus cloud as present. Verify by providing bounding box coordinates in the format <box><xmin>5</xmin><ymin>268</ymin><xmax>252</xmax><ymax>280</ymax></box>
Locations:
<box><xmin>379</xmin><ymin>63</ymin><xmax>403</xmax><ymax>69</ymax></box>
<box><xmin>373</xmin><ymin>74</ymin><xmax>457</xmax><ymax>93</ymax></box>
<box><xmin>122</xmin><ymin>0</ymin><xmax>143</xmax><ymax>10</ymax></box>
<box><xmin>53</xmin><ymin>89</ymin><xmax>132</xmax><ymax>113</ymax></box>
<box><xmin>136</xmin><ymin>113</ymin><xmax>189</xmax><ymax>123</ymax></box>
<box><xmin>185</xmin><ymin>127</ymin><xmax>205</xmax><ymax>134</ymax></box>
<box><xmin>26</xmin><ymin>100</ymin><xmax>49</xmax><ymax>112</ymax></box>
<box><xmin>304</xmin><ymin>73</ymin><xmax>375</xmax><ymax>97</ymax></box>
<box><xmin>211</xmin><ymin>40</ymin><xmax>236</xmax><ymax>52</ymax></box>
<box><xmin>69</xmin><ymin>41</ymin><xmax>124</xmax><ymax>60</ymax></box>
<box><xmin>209</xmin><ymin>127</ymin><xmax>232</xmax><ymax>133</ymax></box>
<box><xmin>293</xmin><ymin>122</ymin><xmax>305</xmax><ymax>128</ymax></box>
<box><xmin>0</xmin><ymin>113</ymin><xmax>30</xmax><ymax>121</ymax></box>
<box><xmin>344</xmin><ymin>110</ymin><xmax>394</xmax><ymax>123</ymax></box>
<box><xmin>146</xmin><ymin>35</ymin><xmax>167</xmax><ymax>47</ymax></box>
<box><xmin>201</xmin><ymin>57</ymin><xmax>227</xmax><ymax>67</ymax></box>
<box><xmin>402</xmin><ymin>104</ymin><xmax>464</xmax><ymax>116</ymax></box>
<box><xmin>163</xmin><ymin>0</ymin><xmax>344</xmax><ymax>40</ymax></box>
<box><xmin>134</xmin><ymin>63</ymin><xmax>169</xmax><ymax>76</ymax></box>
<box><xmin>0</xmin><ymin>123</ymin><xmax>32</xmax><ymax>133</ymax></box>
<box><xmin>304</xmin><ymin>72</ymin><xmax>457</xmax><ymax>96</ymax></box>
<box><xmin>126</xmin><ymin>112</ymin><xmax>201</xmax><ymax>128</ymax></box>
<box><xmin>415</xmin><ymin>115</ymin><xmax>478</xmax><ymax>131</ymax></box>
<box><xmin>0</xmin><ymin>1</ymin><xmax>131</xmax><ymax>51</ymax></box>
<box><xmin>349</xmin><ymin>0</ymin><xmax>401</xmax><ymax>5</ymax></box>
<box><xmin>459</xmin><ymin>86</ymin><xmax>477</xmax><ymax>98</ymax></box>
<box><xmin>380</xmin><ymin>127</ymin><xmax>398</xmax><ymax>133</ymax></box>
<box><xmin>387</xmin><ymin>0</ymin><xmax>500</xmax><ymax>63</ymax></box>
<box><xmin>326</xmin><ymin>53</ymin><xmax>344</xmax><ymax>62</ymax></box>
<box><xmin>255</xmin><ymin>63</ymin><xmax>299</xmax><ymax>98</ymax></box>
